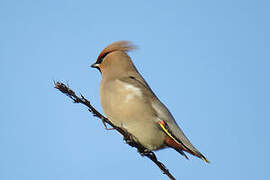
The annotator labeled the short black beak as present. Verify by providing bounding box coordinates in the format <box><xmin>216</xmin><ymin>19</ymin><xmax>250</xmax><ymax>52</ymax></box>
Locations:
<box><xmin>90</xmin><ymin>63</ymin><xmax>99</xmax><ymax>68</ymax></box>
<box><xmin>90</xmin><ymin>63</ymin><xmax>101</xmax><ymax>73</ymax></box>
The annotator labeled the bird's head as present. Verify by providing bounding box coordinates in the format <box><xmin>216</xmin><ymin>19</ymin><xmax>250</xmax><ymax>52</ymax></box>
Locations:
<box><xmin>91</xmin><ymin>41</ymin><xmax>137</xmax><ymax>75</ymax></box>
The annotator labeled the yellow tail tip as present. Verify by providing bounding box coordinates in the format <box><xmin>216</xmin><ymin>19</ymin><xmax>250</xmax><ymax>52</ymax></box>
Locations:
<box><xmin>202</xmin><ymin>157</ymin><xmax>210</xmax><ymax>163</ymax></box>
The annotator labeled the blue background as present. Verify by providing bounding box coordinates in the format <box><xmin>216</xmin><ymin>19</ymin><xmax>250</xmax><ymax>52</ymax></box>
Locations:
<box><xmin>1</xmin><ymin>0</ymin><xmax>269</xmax><ymax>179</ymax></box>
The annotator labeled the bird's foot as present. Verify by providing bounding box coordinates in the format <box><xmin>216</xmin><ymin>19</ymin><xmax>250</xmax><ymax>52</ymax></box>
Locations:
<box><xmin>140</xmin><ymin>149</ymin><xmax>157</xmax><ymax>160</ymax></box>
<box><xmin>101</xmin><ymin>117</ymin><xmax>115</xmax><ymax>130</ymax></box>
<box><xmin>140</xmin><ymin>149</ymin><xmax>153</xmax><ymax>156</ymax></box>
<box><xmin>123</xmin><ymin>133</ymin><xmax>137</xmax><ymax>147</ymax></box>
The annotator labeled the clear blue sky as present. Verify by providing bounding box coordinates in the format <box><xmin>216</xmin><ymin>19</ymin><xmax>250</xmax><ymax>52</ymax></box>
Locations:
<box><xmin>1</xmin><ymin>0</ymin><xmax>269</xmax><ymax>179</ymax></box>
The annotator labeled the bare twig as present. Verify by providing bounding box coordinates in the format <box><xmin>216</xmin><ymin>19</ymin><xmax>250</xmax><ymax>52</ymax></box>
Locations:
<box><xmin>54</xmin><ymin>81</ymin><xmax>176</xmax><ymax>180</ymax></box>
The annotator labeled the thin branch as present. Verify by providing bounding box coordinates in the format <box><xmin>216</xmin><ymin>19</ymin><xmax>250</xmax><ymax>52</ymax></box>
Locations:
<box><xmin>54</xmin><ymin>81</ymin><xmax>176</xmax><ymax>180</ymax></box>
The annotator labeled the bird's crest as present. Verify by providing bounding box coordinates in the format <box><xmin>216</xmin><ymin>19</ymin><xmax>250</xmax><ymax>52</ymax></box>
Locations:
<box><xmin>97</xmin><ymin>41</ymin><xmax>137</xmax><ymax>61</ymax></box>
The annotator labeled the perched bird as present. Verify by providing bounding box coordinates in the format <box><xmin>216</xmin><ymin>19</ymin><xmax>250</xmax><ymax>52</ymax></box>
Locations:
<box><xmin>91</xmin><ymin>41</ymin><xmax>209</xmax><ymax>163</ymax></box>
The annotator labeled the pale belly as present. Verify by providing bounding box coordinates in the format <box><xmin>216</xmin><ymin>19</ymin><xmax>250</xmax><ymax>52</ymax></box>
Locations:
<box><xmin>100</xmin><ymin>80</ymin><xmax>166</xmax><ymax>150</ymax></box>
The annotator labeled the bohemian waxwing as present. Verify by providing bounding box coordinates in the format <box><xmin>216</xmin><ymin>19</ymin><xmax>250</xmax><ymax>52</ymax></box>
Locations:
<box><xmin>91</xmin><ymin>41</ymin><xmax>209</xmax><ymax>163</ymax></box>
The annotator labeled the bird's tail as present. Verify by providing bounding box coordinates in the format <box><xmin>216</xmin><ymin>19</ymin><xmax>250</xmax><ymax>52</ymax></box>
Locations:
<box><xmin>159</xmin><ymin>120</ymin><xmax>210</xmax><ymax>163</ymax></box>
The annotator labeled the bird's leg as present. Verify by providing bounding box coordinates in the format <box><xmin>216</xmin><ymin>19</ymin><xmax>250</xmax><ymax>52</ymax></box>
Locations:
<box><xmin>121</xmin><ymin>128</ymin><xmax>156</xmax><ymax>159</ymax></box>
<box><xmin>123</xmin><ymin>133</ymin><xmax>137</xmax><ymax>147</ymax></box>
<box><xmin>101</xmin><ymin>116</ymin><xmax>115</xmax><ymax>130</ymax></box>
<box><xmin>140</xmin><ymin>148</ymin><xmax>154</xmax><ymax>157</ymax></box>
<box><xmin>140</xmin><ymin>149</ymin><xmax>158</xmax><ymax>162</ymax></box>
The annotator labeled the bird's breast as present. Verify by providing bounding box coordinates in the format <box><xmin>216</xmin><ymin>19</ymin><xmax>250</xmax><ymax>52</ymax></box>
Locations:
<box><xmin>100</xmin><ymin>79</ymin><xmax>145</xmax><ymax>118</ymax></box>
<box><xmin>99</xmin><ymin>79</ymin><xmax>166</xmax><ymax>150</ymax></box>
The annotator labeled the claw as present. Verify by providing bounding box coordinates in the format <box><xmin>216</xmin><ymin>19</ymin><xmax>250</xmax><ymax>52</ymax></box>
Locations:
<box><xmin>101</xmin><ymin>117</ymin><xmax>115</xmax><ymax>130</ymax></box>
